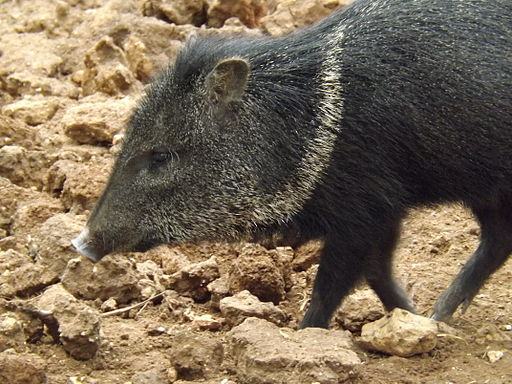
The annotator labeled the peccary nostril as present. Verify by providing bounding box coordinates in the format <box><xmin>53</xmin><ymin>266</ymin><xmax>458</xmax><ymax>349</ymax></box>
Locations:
<box><xmin>71</xmin><ymin>228</ymin><xmax>105</xmax><ymax>263</ymax></box>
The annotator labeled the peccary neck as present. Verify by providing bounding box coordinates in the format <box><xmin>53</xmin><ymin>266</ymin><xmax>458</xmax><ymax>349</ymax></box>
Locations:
<box><xmin>166</xmin><ymin>14</ymin><xmax>350</xmax><ymax>233</ymax></box>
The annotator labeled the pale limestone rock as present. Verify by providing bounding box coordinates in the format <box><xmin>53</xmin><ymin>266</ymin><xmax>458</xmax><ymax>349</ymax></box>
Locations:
<box><xmin>360</xmin><ymin>308</ymin><xmax>440</xmax><ymax>357</ymax></box>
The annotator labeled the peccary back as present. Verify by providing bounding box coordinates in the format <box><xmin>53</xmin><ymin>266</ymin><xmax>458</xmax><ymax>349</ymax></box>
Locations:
<box><xmin>73</xmin><ymin>0</ymin><xmax>512</xmax><ymax>328</ymax></box>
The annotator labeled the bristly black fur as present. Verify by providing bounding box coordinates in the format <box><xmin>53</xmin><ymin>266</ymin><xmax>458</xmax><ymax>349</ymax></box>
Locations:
<box><xmin>77</xmin><ymin>0</ymin><xmax>512</xmax><ymax>329</ymax></box>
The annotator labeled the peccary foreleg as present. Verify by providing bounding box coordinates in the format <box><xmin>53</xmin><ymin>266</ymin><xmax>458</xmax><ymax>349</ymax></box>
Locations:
<box><xmin>432</xmin><ymin>199</ymin><xmax>512</xmax><ymax>321</ymax></box>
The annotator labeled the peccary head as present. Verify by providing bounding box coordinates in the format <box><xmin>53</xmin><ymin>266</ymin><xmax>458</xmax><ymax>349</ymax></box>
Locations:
<box><xmin>72</xmin><ymin>37</ymin><xmax>324</xmax><ymax>262</ymax></box>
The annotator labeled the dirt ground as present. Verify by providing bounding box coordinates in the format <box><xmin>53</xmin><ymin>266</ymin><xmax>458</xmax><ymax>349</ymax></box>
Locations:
<box><xmin>0</xmin><ymin>0</ymin><xmax>511</xmax><ymax>383</ymax></box>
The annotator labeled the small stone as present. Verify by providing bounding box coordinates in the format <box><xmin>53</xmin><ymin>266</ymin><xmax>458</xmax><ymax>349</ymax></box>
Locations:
<box><xmin>11</xmin><ymin>194</ymin><xmax>64</xmax><ymax>241</ymax></box>
<box><xmin>35</xmin><ymin>284</ymin><xmax>101</xmax><ymax>360</ymax></box>
<box><xmin>291</xmin><ymin>240</ymin><xmax>322</xmax><ymax>271</ymax></box>
<box><xmin>228</xmin><ymin>243</ymin><xmax>286</xmax><ymax>304</ymax></box>
<box><xmin>0</xmin><ymin>213</ymin><xmax>84</xmax><ymax>298</ymax></box>
<box><xmin>0</xmin><ymin>249</ymin><xmax>32</xmax><ymax>272</ymax></box>
<box><xmin>170</xmin><ymin>332</ymin><xmax>224</xmax><ymax>380</ymax></box>
<box><xmin>260</xmin><ymin>0</ymin><xmax>352</xmax><ymax>36</ymax></box>
<box><xmin>61</xmin><ymin>96</ymin><xmax>135</xmax><ymax>145</ymax></box>
<box><xmin>69</xmin><ymin>377</ymin><xmax>85</xmax><ymax>384</ymax></box>
<box><xmin>169</xmin><ymin>257</ymin><xmax>220</xmax><ymax>302</ymax></box>
<box><xmin>485</xmin><ymin>350</ymin><xmax>505</xmax><ymax>363</ymax></box>
<box><xmin>360</xmin><ymin>308</ymin><xmax>440</xmax><ymax>357</ymax></box>
<box><xmin>334</xmin><ymin>288</ymin><xmax>385</xmax><ymax>332</ymax></box>
<box><xmin>0</xmin><ymin>313</ymin><xmax>26</xmax><ymax>352</ymax></box>
<box><xmin>144</xmin><ymin>0</ymin><xmax>207</xmax><ymax>26</ymax></box>
<box><xmin>0</xmin><ymin>116</ymin><xmax>36</xmax><ymax>148</ymax></box>
<box><xmin>5</xmin><ymin>71</ymin><xmax>78</xmax><ymax>98</ymax></box>
<box><xmin>160</xmin><ymin>247</ymin><xmax>190</xmax><ymax>275</ymax></box>
<box><xmin>0</xmin><ymin>146</ymin><xmax>30</xmax><ymax>186</ymax></box>
<box><xmin>45</xmin><ymin>158</ymin><xmax>113</xmax><ymax>212</ymax></box>
<box><xmin>30</xmin><ymin>212</ymin><xmax>85</xmax><ymax>280</ymax></box>
<box><xmin>147</xmin><ymin>326</ymin><xmax>166</xmax><ymax>336</ymax></box>
<box><xmin>123</xmin><ymin>36</ymin><xmax>154</xmax><ymax>82</ymax></box>
<box><xmin>112</xmin><ymin>133</ymin><xmax>124</xmax><ymax>146</ymax></box>
<box><xmin>207</xmin><ymin>0</ymin><xmax>268</xmax><ymax>28</ymax></box>
<box><xmin>131</xmin><ymin>368</ymin><xmax>168</xmax><ymax>384</ymax></box>
<box><xmin>207</xmin><ymin>276</ymin><xmax>230</xmax><ymax>309</ymax></box>
<box><xmin>81</xmin><ymin>36</ymin><xmax>139</xmax><ymax>96</ymax></box>
<box><xmin>163</xmin><ymin>290</ymin><xmax>194</xmax><ymax>321</ymax></box>
<box><xmin>71</xmin><ymin>70</ymin><xmax>84</xmax><ymax>84</ymax></box>
<box><xmin>136</xmin><ymin>260</ymin><xmax>167</xmax><ymax>293</ymax></box>
<box><xmin>219</xmin><ymin>290</ymin><xmax>287</xmax><ymax>327</ymax></box>
<box><xmin>167</xmin><ymin>367</ymin><xmax>178</xmax><ymax>382</ymax></box>
<box><xmin>100</xmin><ymin>298</ymin><xmax>118</xmax><ymax>312</ymax></box>
<box><xmin>62</xmin><ymin>256</ymin><xmax>142</xmax><ymax>304</ymax></box>
<box><xmin>139</xmin><ymin>281</ymin><xmax>158</xmax><ymax>299</ymax></box>
<box><xmin>1</xmin><ymin>96</ymin><xmax>60</xmax><ymax>125</ymax></box>
<box><xmin>0</xmin><ymin>32</ymin><xmax>63</xmax><ymax>77</ymax></box>
<box><xmin>190</xmin><ymin>314</ymin><xmax>223</xmax><ymax>331</ymax></box>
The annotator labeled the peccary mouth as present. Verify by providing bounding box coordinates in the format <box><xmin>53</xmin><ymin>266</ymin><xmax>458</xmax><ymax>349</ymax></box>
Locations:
<box><xmin>71</xmin><ymin>228</ymin><xmax>161</xmax><ymax>262</ymax></box>
<box><xmin>71</xmin><ymin>228</ymin><xmax>108</xmax><ymax>263</ymax></box>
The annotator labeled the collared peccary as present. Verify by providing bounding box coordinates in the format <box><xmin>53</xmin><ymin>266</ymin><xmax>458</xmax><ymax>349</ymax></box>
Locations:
<box><xmin>72</xmin><ymin>0</ymin><xmax>512</xmax><ymax>328</ymax></box>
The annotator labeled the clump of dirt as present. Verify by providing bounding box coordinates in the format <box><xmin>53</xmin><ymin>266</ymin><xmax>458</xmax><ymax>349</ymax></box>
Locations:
<box><xmin>0</xmin><ymin>0</ymin><xmax>511</xmax><ymax>383</ymax></box>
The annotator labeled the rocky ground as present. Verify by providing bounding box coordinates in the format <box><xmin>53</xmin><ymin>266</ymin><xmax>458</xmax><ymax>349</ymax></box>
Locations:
<box><xmin>0</xmin><ymin>0</ymin><xmax>511</xmax><ymax>383</ymax></box>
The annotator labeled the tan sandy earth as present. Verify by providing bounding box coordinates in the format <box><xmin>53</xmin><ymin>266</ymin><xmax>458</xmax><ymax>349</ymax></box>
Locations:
<box><xmin>0</xmin><ymin>0</ymin><xmax>511</xmax><ymax>383</ymax></box>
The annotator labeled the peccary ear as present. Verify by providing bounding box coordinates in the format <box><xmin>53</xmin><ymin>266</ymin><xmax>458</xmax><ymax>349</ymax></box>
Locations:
<box><xmin>206</xmin><ymin>58</ymin><xmax>250</xmax><ymax>104</ymax></box>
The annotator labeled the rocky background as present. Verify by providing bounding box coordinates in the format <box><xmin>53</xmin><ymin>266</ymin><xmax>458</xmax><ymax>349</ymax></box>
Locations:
<box><xmin>0</xmin><ymin>0</ymin><xmax>511</xmax><ymax>383</ymax></box>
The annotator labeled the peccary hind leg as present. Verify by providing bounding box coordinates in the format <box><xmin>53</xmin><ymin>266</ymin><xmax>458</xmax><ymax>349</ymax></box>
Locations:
<box><xmin>432</xmin><ymin>199</ymin><xmax>512</xmax><ymax>321</ymax></box>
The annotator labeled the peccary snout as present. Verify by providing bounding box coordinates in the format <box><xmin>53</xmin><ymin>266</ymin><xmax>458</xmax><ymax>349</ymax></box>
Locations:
<box><xmin>71</xmin><ymin>228</ymin><xmax>106</xmax><ymax>263</ymax></box>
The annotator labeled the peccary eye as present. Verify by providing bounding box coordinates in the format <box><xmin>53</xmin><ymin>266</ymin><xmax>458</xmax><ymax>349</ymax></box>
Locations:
<box><xmin>150</xmin><ymin>151</ymin><xmax>172</xmax><ymax>168</ymax></box>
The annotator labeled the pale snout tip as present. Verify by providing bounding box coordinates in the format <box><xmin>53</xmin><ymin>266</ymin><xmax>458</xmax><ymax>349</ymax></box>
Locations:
<box><xmin>71</xmin><ymin>228</ymin><xmax>103</xmax><ymax>263</ymax></box>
